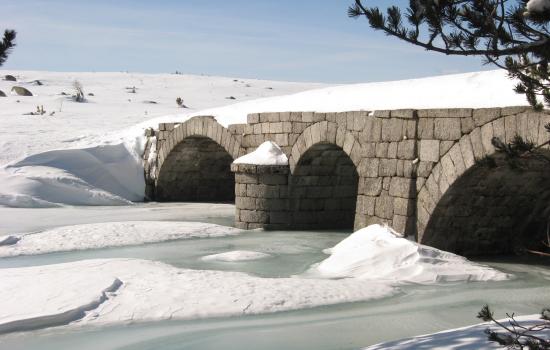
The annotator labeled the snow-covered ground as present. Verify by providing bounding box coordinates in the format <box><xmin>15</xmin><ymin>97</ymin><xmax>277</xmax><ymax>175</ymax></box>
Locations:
<box><xmin>0</xmin><ymin>71</ymin><xmax>324</xmax><ymax>165</ymax></box>
<box><xmin>364</xmin><ymin>314</ymin><xmax>548</xmax><ymax>349</ymax></box>
<box><xmin>0</xmin><ymin>221</ymin><xmax>241</xmax><ymax>258</ymax></box>
<box><xmin>0</xmin><ymin>69</ymin><xmax>528</xmax><ymax>208</ymax></box>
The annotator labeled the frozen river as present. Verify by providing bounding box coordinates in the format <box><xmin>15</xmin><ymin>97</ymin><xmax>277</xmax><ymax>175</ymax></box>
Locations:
<box><xmin>0</xmin><ymin>203</ymin><xmax>549</xmax><ymax>350</ymax></box>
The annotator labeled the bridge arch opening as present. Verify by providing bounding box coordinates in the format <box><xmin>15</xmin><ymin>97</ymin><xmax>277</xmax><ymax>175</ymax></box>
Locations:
<box><xmin>156</xmin><ymin>136</ymin><xmax>235</xmax><ymax>202</ymax></box>
<box><xmin>289</xmin><ymin>142</ymin><xmax>359</xmax><ymax>230</ymax></box>
<box><xmin>421</xmin><ymin>151</ymin><xmax>550</xmax><ymax>255</ymax></box>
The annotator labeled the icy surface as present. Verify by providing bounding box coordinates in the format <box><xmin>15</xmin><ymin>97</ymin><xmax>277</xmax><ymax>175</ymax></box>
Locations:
<box><xmin>201</xmin><ymin>250</ymin><xmax>272</xmax><ymax>262</ymax></box>
<box><xmin>233</xmin><ymin>141</ymin><xmax>288</xmax><ymax>166</ymax></box>
<box><xmin>0</xmin><ymin>258</ymin><xmax>396</xmax><ymax>333</ymax></box>
<box><xmin>307</xmin><ymin>225</ymin><xmax>509</xmax><ymax>283</ymax></box>
<box><xmin>364</xmin><ymin>314</ymin><xmax>547</xmax><ymax>349</ymax></box>
<box><xmin>0</xmin><ymin>221</ymin><xmax>241</xmax><ymax>257</ymax></box>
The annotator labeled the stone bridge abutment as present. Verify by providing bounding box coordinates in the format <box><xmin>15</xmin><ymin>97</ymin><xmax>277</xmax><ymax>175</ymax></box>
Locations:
<box><xmin>144</xmin><ymin>107</ymin><xmax>550</xmax><ymax>255</ymax></box>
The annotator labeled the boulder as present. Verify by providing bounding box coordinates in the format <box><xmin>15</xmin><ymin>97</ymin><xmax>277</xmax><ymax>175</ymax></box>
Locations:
<box><xmin>4</xmin><ymin>75</ymin><xmax>16</xmax><ymax>81</ymax></box>
<box><xmin>11</xmin><ymin>86</ymin><xmax>33</xmax><ymax>96</ymax></box>
<box><xmin>0</xmin><ymin>90</ymin><xmax>6</xmax><ymax>97</ymax></box>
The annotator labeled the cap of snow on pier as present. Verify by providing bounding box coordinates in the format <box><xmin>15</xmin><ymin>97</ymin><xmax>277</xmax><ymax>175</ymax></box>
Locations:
<box><xmin>233</xmin><ymin>141</ymin><xmax>288</xmax><ymax>166</ymax></box>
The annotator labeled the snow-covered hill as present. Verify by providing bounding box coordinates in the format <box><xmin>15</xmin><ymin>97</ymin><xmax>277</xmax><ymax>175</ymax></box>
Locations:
<box><xmin>0</xmin><ymin>69</ymin><xmax>529</xmax><ymax>208</ymax></box>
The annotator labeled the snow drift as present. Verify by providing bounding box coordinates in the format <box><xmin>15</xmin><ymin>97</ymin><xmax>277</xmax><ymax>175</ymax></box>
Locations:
<box><xmin>306</xmin><ymin>224</ymin><xmax>509</xmax><ymax>283</ymax></box>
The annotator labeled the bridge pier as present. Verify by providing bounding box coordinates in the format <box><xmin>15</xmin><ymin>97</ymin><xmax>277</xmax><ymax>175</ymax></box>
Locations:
<box><xmin>232</xmin><ymin>163</ymin><xmax>291</xmax><ymax>230</ymax></box>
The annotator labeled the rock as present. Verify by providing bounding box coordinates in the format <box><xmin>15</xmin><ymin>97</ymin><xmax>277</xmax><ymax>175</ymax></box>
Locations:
<box><xmin>0</xmin><ymin>235</ymin><xmax>20</xmax><ymax>246</ymax></box>
<box><xmin>4</xmin><ymin>75</ymin><xmax>16</xmax><ymax>81</ymax></box>
<box><xmin>88</xmin><ymin>93</ymin><xmax>94</xmax><ymax>96</ymax></box>
<box><xmin>11</xmin><ymin>86</ymin><xmax>33</xmax><ymax>96</ymax></box>
<box><xmin>226</xmin><ymin>96</ymin><xmax>236</xmax><ymax>100</ymax></box>
<box><xmin>0</xmin><ymin>90</ymin><xmax>6</xmax><ymax>97</ymax></box>
<box><xmin>32</xmin><ymin>80</ymin><xmax>43</xmax><ymax>86</ymax></box>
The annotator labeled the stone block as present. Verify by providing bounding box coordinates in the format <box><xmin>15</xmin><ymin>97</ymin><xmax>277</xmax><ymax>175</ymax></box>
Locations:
<box><xmin>394</xmin><ymin>197</ymin><xmax>414</xmax><ymax>216</ymax></box>
<box><xmin>388</xmin><ymin>142</ymin><xmax>398</xmax><ymax>158</ymax></box>
<box><xmin>290</xmin><ymin>112</ymin><xmax>302</xmax><ymax>122</ymax></box>
<box><xmin>459</xmin><ymin>136</ymin><xmax>475</xmax><ymax>168</ymax></box>
<box><xmin>504</xmin><ymin>114</ymin><xmax>517</xmax><ymax>143</ymax></box>
<box><xmin>397</xmin><ymin>140</ymin><xmax>416</xmax><ymax>159</ymax></box>
<box><xmin>418</xmin><ymin>118</ymin><xmax>434</xmax><ymax>139</ymax></box>
<box><xmin>235</xmin><ymin>173</ymin><xmax>259</xmax><ymax>184</ymax></box>
<box><xmin>473</xmin><ymin>108</ymin><xmax>501</xmax><ymax>127</ymax></box>
<box><xmin>236</xmin><ymin>197</ymin><xmax>256</xmax><ymax>210</ymax></box>
<box><xmin>469</xmin><ymin>127</ymin><xmax>484</xmax><ymax>160</ymax></box>
<box><xmin>391</xmin><ymin>109</ymin><xmax>416</xmax><ymax>119</ymax></box>
<box><xmin>439</xmin><ymin>141</ymin><xmax>454</xmax><ymax>156</ymax></box>
<box><xmin>389</xmin><ymin>177</ymin><xmax>415</xmax><ymax>198</ymax></box>
<box><xmin>379</xmin><ymin>159</ymin><xmax>398</xmax><ymax>176</ymax></box>
<box><xmin>302</xmin><ymin>112</ymin><xmax>314</xmax><ymax>122</ymax></box>
<box><xmin>373</xmin><ymin>110</ymin><xmax>390</xmax><ymax>118</ymax></box>
<box><xmin>461</xmin><ymin>117</ymin><xmax>475</xmax><ymax>134</ymax></box>
<box><xmin>376</xmin><ymin>143</ymin><xmax>389</xmax><ymax>158</ymax></box>
<box><xmin>419</xmin><ymin>140</ymin><xmax>440</xmax><ymax>162</ymax></box>
<box><xmin>434</xmin><ymin>118</ymin><xmax>461</xmax><ymax>140</ymax></box>
<box><xmin>381</xmin><ymin>118</ymin><xmax>404</xmax><ymax>142</ymax></box>
<box><xmin>360</xmin><ymin>177</ymin><xmax>383</xmax><ymax>196</ymax></box>
<box><xmin>375</xmin><ymin>194</ymin><xmax>394</xmax><ymax>219</ymax></box>
<box><xmin>270</xmin><ymin>211</ymin><xmax>292</xmax><ymax>224</ymax></box>
<box><xmin>480</xmin><ymin>122</ymin><xmax>494</xmax><ymax>155</ymax></box>
<box><xmin>448</xmin><ymin>144</ymin><xmax>466</xmax><ymax>176</ymax></box>
<box><xmin>392</xmin><ymin>214</ymin><xmax>408</xmax><ymax>234</ymax></box>
<box><xmin>259</xmin><ymin>173</ymin><xmax>288</xmax><ymax>185</ymax></box>
<box><xmin>240</xmin><ymin>210</ymin><xmax>268</xmax><ymax>223</ymax></box>
<box><xmin>404</xmin><ymin>120</ymin><xmax>416</xmax><ymax>139</ymax></box>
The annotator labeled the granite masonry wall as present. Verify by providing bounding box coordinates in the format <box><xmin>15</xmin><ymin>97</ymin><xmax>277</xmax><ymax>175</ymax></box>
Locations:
<box><xmin>144</xmin><ymin>107</ymin><xmax>550</xmax><ymax>254</ymax></box>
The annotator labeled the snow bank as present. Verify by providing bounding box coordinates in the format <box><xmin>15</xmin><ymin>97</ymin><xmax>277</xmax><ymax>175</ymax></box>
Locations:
<box><xmin>0</xmin><ymin>258</ymin><xmax>396</xmax><ymax>333</ymax></box>
<box><xmin>307</xmin><ymin>225</ymin><xmax>509</xmax><ymax>283</ymax></box>
<box><xmin>364</xmin><ymin>314</ymin><xmax>547</xmax><ymax>349</ymax></box>
<box><xmin>201</xmin><ymin>250</ymin><xmax>271</xmax><ymax>262</ymax></box>
<box><xmin>0</xmin><ymin>221</ymin><xmax>241</xmax><ymax>257</ymax></box>
<box><xmin>233</xmin><ymin>141</ymin><xmax>288</xmax><ymax>166</ymax></box>
<box><xmin>0</xmin><ymin>70</ymin><xmax>528</xmax><ymax>208</ymax></box>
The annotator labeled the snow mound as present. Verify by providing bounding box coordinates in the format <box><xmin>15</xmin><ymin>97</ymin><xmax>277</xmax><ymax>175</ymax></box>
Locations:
<box><xmin>0</xmin><ymin>221</ymin><xmax>241</xmax><ymax>257</ymax></box>
<box><xmin>202</xmin><ymin>250</ymin><xmax>271</xmax><ymax>262</ymax></box>
<box><xmin>0</xmin><ymin>143</ymin><xmax>145</xmax><ymax>207</ymax></box>
<box><xmin>233</xmin><ymin>141</ymin><xmax>288</xmax><ymax>166</ymax></box>
<box><xmin>0</xmin><ymin>259</ymin><xmax>396</xmax><ymax>333</ymax></box>
<box><xmin>364</xmin><ymin>314</ymin><xmax>546</xmax><ymax>350</ymax></box>
<box><xmin>0</xmin><ymin>262</ymin><xmax>122</xmax><ymax>334</ymax></box>
<box><xmin>307</xmin><ymin>225</ymin><xmax>509</xmax><ymax>283</ymax></box>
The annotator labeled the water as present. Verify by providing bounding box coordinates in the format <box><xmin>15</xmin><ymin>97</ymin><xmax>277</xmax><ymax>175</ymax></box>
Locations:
<box><xmin>0</xmin><ymin>203</ymin><xmax>549</xmax><ymax>350</ymax></box>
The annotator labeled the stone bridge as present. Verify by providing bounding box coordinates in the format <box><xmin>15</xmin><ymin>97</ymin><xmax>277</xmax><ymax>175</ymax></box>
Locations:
<box><xmin>143</xmin><ymin>107</ymin><xmax>550</xmax><ymax>255</ymax></box>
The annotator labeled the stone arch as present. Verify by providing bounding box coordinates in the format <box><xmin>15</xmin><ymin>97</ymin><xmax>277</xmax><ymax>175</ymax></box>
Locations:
<box><xmin>288</xmin><ymin>121</ymin><xmax>363</xmax><ymax>174</ymax></box>
<box><xmin>417</xmin><ymin>113</ymin><xmax>550</xmax><ymax>255</ymax></box>
<box><xmin>288</xmin><ymin>121</ymin><xmax>362</xmax><ymax>229</ymax></box>
<box><xmin>155</xmin><ymin>116</ymin><xmax>245</xmax><ymax>202</ymax></box>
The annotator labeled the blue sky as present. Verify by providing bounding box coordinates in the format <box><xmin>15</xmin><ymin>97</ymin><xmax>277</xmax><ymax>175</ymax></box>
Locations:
<box><xmin>1</xmin><ymin>0</ymin><xmax>492</xmax><ymax>83</ymax></box>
